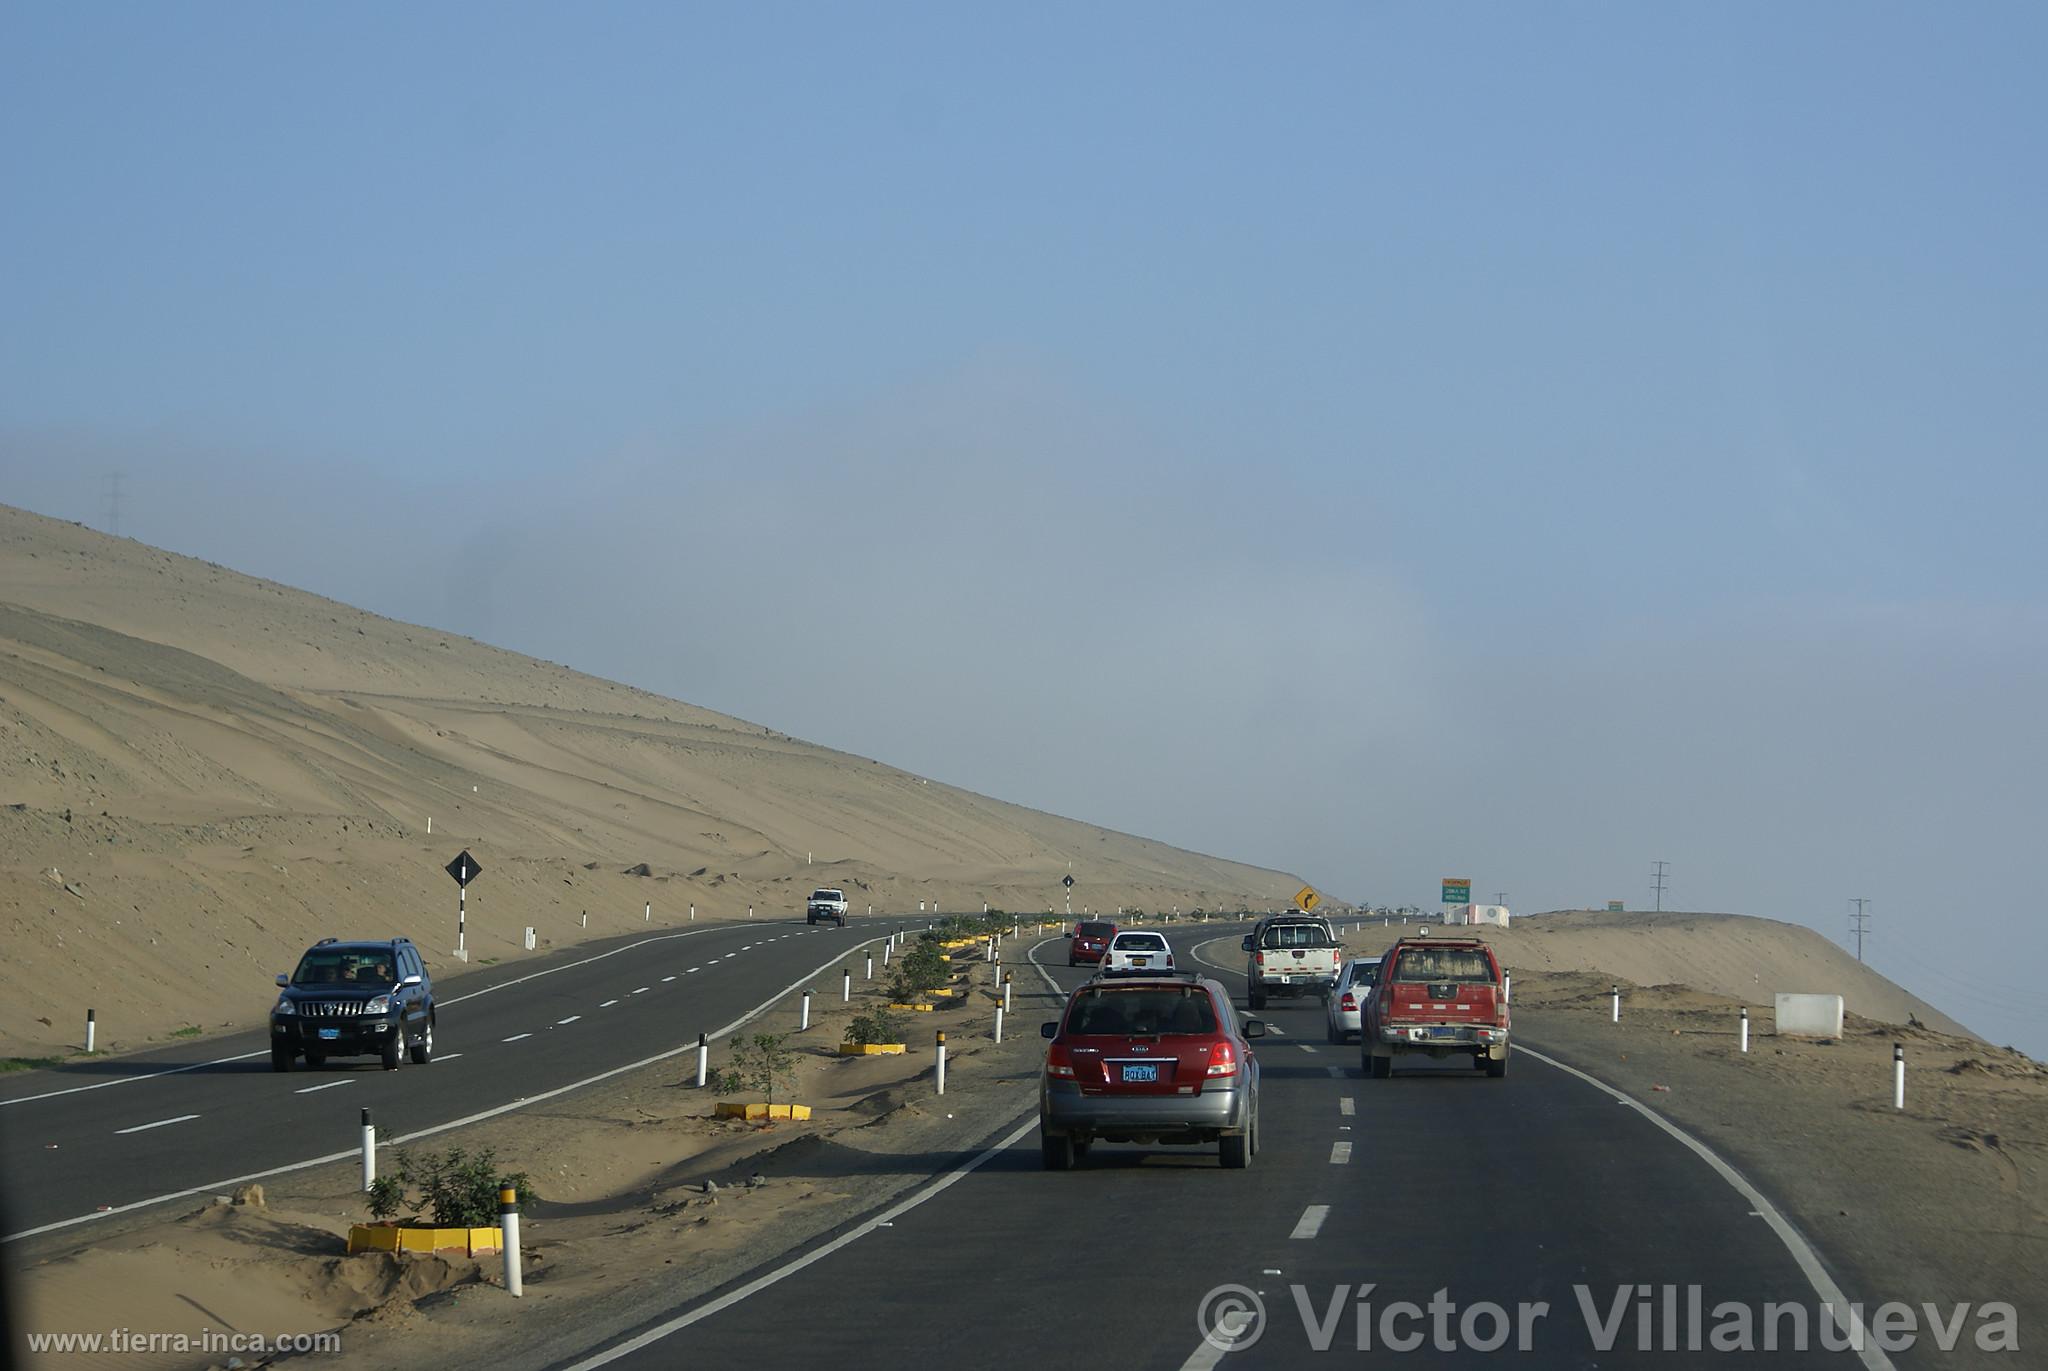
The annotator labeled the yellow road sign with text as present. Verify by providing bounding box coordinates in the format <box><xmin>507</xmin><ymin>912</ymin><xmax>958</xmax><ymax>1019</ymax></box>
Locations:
<box><xmin>1294</xmin><ymin>886</ymin><xmax>1320</xmax><ymax>912</ymax></box>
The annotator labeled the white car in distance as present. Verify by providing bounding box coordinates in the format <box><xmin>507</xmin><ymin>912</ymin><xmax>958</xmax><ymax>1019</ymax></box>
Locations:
<box><xmin>1100</xmin><ymin>930</ymin><xmax>1175</xmax><ymax>974</ymax></box>
<box><xmin>1326</xmin><ymin>956</ymin><xmax>1382</xmax><ymax>1043</ymax></box>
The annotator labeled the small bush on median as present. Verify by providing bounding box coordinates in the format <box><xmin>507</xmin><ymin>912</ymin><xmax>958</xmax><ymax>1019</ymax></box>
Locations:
<box><xmin>367</xmin><ymin>1146</ymin><xmax>534</xmax><ymax>1227</ymax></box>
<box><xmin>713</xmin><ymin>1031</ymin><xmax>799</xmax><ymax>1107</ymax></box>
<box><xmin>846</xmin><ymin>1007</ymin><xmax>904</xmax><ymax>1046</ymax></box>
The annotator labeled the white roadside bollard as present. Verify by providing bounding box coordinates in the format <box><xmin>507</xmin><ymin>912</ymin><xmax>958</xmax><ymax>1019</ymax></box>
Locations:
<box><xmin>1740</xmin><ymin>1007</ymin><xmax>1750</xmax><ymax>1053</ymax></box>
<box><xmin>1894</xmin><ymin>1042</ymin><xmax>1905</xmax><ymax>1111</ymax></box>
<box><xmin>1003</xmin><ymin>972</ymin><xmax>1013</xmax><ymax>1014</ymax></box>
<box><xmin>995</xmin><ymin>1005</ymin><xmax>1004</xmax><ymax>1044</ymax></box>
<box><xmin>695</xmin><ymin>1032</ymin><xmax>708</xmax><ymax>1088</ymax></box>
<box><xmin>645</xmin><ymin>901</ymin><xmax>651</xmax><ymax>923</ymax></box>
<box><xmin>843</xmin><ymin>968</ymin><xmax>852</xmax><ymax>1002</ymax></box>
<box><xmin>1611</xmin><ymin>986</ymin><xmax>1621</xmax><ymax>1023</ymax></box>
<box><xmin>748</xmin><ymin>904</ymin><xmax>753</xmax><ymax>920</ymax></box>
<box><xmin>882</xmin><ymin>939</ymin><xmax>891</xmax><ymax>966</ymax></box>
<box><xmin>865</xmin><ymin>952</ymin><xmax>874</xmax><ymax>981</ymax></box>
<box><xmin>690</xmin><ymin>903</ymin><xmax>696</xmax><ymax>922</ymax></box>
<box><xmin>85</xmin><ymin>1008</ymin><xmax>96</xmax><ymax>1055</ymax></box>
<box><xmin>935</xmin><ymin>1030</ymin><xmax>947</xmax><ymax>1095</ymax></box>
<box><xmin>500</xmin><ymin>1186</ymin><xmax>523</xmax><ymax>1297</ymax></box>
<box><xmin>581</xmin><ymin>911</ymin><xmax>587</xmax><ymax>929</ymax></box>
<box><xmin>800</xmin><ymin>990</ymin><xmax>812</xmax><ymax>1031</ymax></box>
<box><xmin>523</xmin><ymin>926</ymin><xmax>535</xmax><ymax>951</ymax></box>
<box><xmin>360</xmin><ymin>1108</ymin><xmax>376</xmax><ymax>1191</ymax></box>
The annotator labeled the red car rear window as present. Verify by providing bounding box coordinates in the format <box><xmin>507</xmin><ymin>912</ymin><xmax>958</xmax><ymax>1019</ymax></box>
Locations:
<box><xmin>1075</xmin><ymin>922</ymin><xmax>1115</xmax><ymax>937</ymax></box>
<box><xmin>1066</xmin><ymin>988</ymin><xmax>1217</xmax><ymax>1036</ymax></box>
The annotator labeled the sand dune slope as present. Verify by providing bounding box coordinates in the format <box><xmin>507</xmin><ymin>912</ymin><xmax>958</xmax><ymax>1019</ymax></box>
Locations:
<box><xmin>0</xmin><ymin>503</ymin><xmax>1298</xmax><ymax>1056</ymax></box>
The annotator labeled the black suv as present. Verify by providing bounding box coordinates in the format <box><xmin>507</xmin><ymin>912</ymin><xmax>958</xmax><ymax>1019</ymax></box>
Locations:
<box><xmin>270</xmin><ymin>937</ymin><xmax>435</xmax><ymax>1071</ymax></box>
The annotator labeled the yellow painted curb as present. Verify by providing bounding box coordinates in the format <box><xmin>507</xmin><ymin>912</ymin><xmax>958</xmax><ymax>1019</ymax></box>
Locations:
<box><xmin>926</xmin><ymin>987</ymin><xmax>963</xmax><ymax>998</ymax></box>
<box><xmin>713</xmin><ymin>1102</ymin><xmax>813</xmax><ymax>1121</ymax></box>
<box><xmin>838</xmin><ymin>1042</ymin><xmax>907</xmax><ymax>1055</ymax></box>
<box><xmin>346</xmin><ymin>1223</ymin><xmax>502</xmax><ymax>1257</ymax></box>
<box><xmin>887</xmin><ymin>1003</ymin><xmax>937</xmax><ymax>1011</ymax></box>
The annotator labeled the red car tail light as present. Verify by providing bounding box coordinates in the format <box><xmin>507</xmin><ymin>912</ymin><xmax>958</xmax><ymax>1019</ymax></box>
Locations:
<box><xmin>1204</xmin><ymin>1040</ymin><xmax>1239</xmax><ymax>1077</ymax></box>
<box><xmin>1340</xmin><ymin>992</ymin><xmax>1358</xmax><ymax>1012</ymax></box>
<box><xmin>1046</xmin><ymin>1042</ymin><xmax>1076</xmax><ymax>1078</ymax></box>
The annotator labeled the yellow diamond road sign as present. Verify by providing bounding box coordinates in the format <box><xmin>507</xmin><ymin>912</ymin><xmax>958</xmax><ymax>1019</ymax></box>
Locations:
<box><xmin>1294</xmin><ymin>885</ymin><xmax>1320</xmax><ymax>911</ymax></box>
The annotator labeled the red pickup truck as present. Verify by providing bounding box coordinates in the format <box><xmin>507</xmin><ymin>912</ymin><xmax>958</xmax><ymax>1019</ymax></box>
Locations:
<box><xmin>1360</xmin><ymin>935</ymin><xmax>1510</xmax><ymax>1078</ymax></box>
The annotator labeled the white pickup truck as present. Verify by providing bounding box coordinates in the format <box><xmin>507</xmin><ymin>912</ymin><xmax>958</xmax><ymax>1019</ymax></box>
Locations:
<box><xmin>1241</xmin><ymin>913</ymin><xmax>1343</xmax><ymax>1010</ymax></box>
<box><xmin>805</xmin><ymin>888</ymin><xmax>849</xmax><ymax>926</ymax></box>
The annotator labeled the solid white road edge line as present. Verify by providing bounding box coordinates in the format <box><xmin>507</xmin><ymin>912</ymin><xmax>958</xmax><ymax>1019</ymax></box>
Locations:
<box><xmin>3</xmin><ymin>934</ymin><xmax>898</xmax><ymax>1245</ymax></box>
<box><xmin>560</xmin><ymin>1114</ymin><xmax>1041</xmax><ymax>1370</ymax></box>
<box><xmin>565</xmin><ymin>936</ymin><xmax>1078</xmax><ymax>1369</ymax></box>
<box><xmin>1517</xmin><ymin>1044</ymin><xmax>1895</xmax><ymax>1371</ymax></box>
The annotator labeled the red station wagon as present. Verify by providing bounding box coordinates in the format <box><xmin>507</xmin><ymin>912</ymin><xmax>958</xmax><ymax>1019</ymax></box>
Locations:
<box><xmin>1066</xmin><ymin>920</ymin><xmax>1119</xmax><ymax>966</ymax></box>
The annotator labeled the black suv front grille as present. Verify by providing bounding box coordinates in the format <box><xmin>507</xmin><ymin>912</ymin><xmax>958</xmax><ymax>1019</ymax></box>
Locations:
<box><xmin>298</xmin><ymin>999</ymin><xmax>375</xmax><ymax>1018</ymax></box>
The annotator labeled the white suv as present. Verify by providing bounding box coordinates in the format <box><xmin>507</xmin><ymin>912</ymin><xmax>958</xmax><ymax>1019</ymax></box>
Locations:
<box><xmin>806</xmin><ymin>889</ymin><xmax>849</xmax><ymax>926</ymax></box>
<box><xmin>1100</xmin><ymin>930</ymin><xmax>1174</xmax><ymax>974</ymax></box>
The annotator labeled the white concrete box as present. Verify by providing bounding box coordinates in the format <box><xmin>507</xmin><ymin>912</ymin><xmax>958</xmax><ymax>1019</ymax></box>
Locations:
<box><xmin>1774</xmin><ymin>992</ymin><xmax>1845</xmax><ymax>1039</ymax></box>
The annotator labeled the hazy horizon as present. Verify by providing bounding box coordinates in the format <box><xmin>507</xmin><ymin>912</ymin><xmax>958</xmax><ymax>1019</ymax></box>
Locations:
<box><xmin>5</xmin><ymin>5</ymin><xmax>2043</xmax><ymax>1053</ymax></box>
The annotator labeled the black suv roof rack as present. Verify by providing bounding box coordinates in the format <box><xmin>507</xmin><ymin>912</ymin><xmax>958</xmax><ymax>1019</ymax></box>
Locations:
<box><xmin>315</xmin><ymin>936</ymin><xmax>339</xmax><ymax>946</ymax></box>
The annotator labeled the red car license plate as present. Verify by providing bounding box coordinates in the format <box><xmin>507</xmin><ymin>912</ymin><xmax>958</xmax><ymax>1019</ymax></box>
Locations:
<box><xmin>1121</xmin><ymin>1063</ymin><xmax>1158</xmax><ymax>1083</ymax></box>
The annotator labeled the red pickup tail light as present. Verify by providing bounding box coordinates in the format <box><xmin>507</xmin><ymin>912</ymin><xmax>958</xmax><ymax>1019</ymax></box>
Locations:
<box><xmin>1205</xmin><ymin>1040</ymin><xmax>1239</xmax><ymax>1077</ymax></box>
<box><xmin>1046</xmin><ymin>1042</ymin><xmax>1076</xmax><ymax>1078</ymax></box>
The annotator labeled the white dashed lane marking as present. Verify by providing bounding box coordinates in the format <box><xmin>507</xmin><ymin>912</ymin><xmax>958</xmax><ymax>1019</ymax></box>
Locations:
<box><xmin>293</xmin><ymin>1080</ymin><xmax>353</xmax><ymax>1095</ymax></box>
<box><xmin>600</xmin><ymin>999</ymin><xmax>619</xmax><ymax>1008</ymax></box>
<box><xmin>1291</xmin><ymin>1205</ymin><xmax>1331</xmax><ymax>1239</ymax></box>
<box><xmin>115</xmin><ymin>1114</ymin><xmax>199</xmax><ymax>1135</ymax></box>
<box><xmin>1329</xmin><ymin>1141</ymin><xmax>1353</xmax><ymax>1164</ymax></box>
<box><xmin>503</xmin><ymin>1033</ymin><xmax>532</xmax><ymax>1043</ymax></box>
<box><xmin>1340</xmin><ymin>1097</ymin><xmax>1355</xmax><ymax>1116</ymax></box>
<box><xmin>557</xmin><ymin>1016</ymin><xmax>581</xmax><ymax>1026</ymax></box>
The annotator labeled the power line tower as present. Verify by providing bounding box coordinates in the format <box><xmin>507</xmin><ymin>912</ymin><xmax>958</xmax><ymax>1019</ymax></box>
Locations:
<box><xmin>102</xmin><ymin>471</ymin><xmax>127</xmax><ymax>537</ymax></box>
<box><xmin>1849</xmin><ymin>898</ymin><xmax>1872</xmax><ymax>962</ymax></box>
<box><xmin>1651</xmin><ymin>860</ymin><xmax>1670</xmax><ymax>912</ymax></box>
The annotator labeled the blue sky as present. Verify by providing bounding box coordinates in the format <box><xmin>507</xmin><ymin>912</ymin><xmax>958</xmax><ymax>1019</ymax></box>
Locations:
<box><xmin>4</xmin><ymin>4</ymin><xmax>2045</xmax><ymax>1050</ymax></box>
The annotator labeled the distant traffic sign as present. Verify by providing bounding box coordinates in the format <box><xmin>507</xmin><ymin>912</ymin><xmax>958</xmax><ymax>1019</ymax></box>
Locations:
<box><xmin>1294</xmin><ymin>885</ymin><xmax>1320</xmax><ymax>912</ymax></box>
<box><xmin>1607</xmin><ymin>900</ymin><xmax>1625</xmax><ymax>912</ymax></box>
<box><xmin>446</xmin><ymin>850</ymin><xmax>483</xmax><ymax>887</ymax></box>
<box><xmin>1441</xmin><ymin>879</ymin><xmax>1471</xmax><ymax>905</ymax></box>
<box><xmin>1062</xmin><ymin>874</ymin><xmax>1075</xmax><ymax>889</ymax></box>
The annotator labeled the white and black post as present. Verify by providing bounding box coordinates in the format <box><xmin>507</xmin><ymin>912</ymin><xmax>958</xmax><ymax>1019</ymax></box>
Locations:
<box><xmin>695</xmin><ymin>1032</ymin><xmax>708</xmax><ymax>1089</ymax></box>
<box><xmin>458</xmin><ymin>882</ymin><xmax>467</xmax><ymax>961</ymax></box>
<box><xmin>360</xmin><ymin>1107</ymin><xmax>376</xmax><ymax>1191</ymax></box>
<box><xmin>994</xmin><ymin>1005</ymin><xmax>1004</xmax><ymax>1043</ymax></box>
<box><xmin>842</xmin><ymin>968</ymin><xmax>852</xmax><ymax>1003</ymax></box>
<box><xmin>935</xmin><ymin>1030</ymin><xmax>947</xmax><ymax>1095</ymax></box>
<box><xmin>800</xmin><ymin>990</ymin><xmax>812</xmax><ymax>1032</ymax></box>
<box><xmin>499</xmin><ymin>1187</ymin><xmax>523</xmax><ymax>1298</ymax></box>
<box><xmin>1003</xmin><ymin>972</ymin><xmax>1013</xmax><ymax>1014</ymax></box>
<box><xmin>1740</xmin><ymin>1007</ymin><xmax>1750</xmax><ymax>1053</ymax></box>
<box><xmin>85</xmin><ymin>1008</ymin><xmax>96</xmax><ymax>1055</ymax></box>
<box><xmin>865</xmin><ymin>952</ymin><xmax>874</xmax><ymax>981</ymax></box>
<box><xmin>645</xmin><ymin>901</ymin><xmax>651</xmax><ymax>923</ymax></box>
<box><xmin>1611</xmin><ymin>985</ymin><xmax>1620</xmax><ymax>1023</ymax></box>
<box><xmin>1894</xmin><ymin>1042</ymin><xmax>1905</xmax><ymax>1111</ymax></box>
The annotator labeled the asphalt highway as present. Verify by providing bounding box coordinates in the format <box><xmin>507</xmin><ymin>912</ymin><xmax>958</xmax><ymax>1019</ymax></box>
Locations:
<box><xmin>560</xmin><ymin>930</ymin><xmax>1876</xmax><ymax>1371</ymax></box>
<box><xmin>0</xmin><ymin>917</ymin><xmax>929</xmax><ymax>1243</ymax></box>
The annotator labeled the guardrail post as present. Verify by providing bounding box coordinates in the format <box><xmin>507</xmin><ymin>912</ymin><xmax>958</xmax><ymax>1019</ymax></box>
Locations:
<box><xmin>695</xmin><ymin>1032</ymin><xmax>708</xmax><ymax>1088</ymax></box>
<box><xmin>360</xmin><ymin>1108</ymin><xmax>375</xmax><ymax>1191</ymax></box>
<box><xmin>1894</xmin><ymin>1042</ymin><xmax>1905</xmax><ymax>1111</ymax></box>
<box><xmin>935</xmin><ymin>1030</ymin><xmax>947</xmax><ymax>1095</ymax></box>
<box><xmin>1740</xmin><ymin>1007</ymin><xmax>1750</xmax><ymax>1053</ymax></box>
<box><xmin>500</xmin><ymin>1187</ymin><xmax>523</xmax><ymax>1297</ymax></box>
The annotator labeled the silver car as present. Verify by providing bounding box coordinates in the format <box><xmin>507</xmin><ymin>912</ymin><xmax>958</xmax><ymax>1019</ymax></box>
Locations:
<box><xmin>1324</xmin><ymin>956</ymin><xmax>1381</xmax><ymax>1043</ymax></box>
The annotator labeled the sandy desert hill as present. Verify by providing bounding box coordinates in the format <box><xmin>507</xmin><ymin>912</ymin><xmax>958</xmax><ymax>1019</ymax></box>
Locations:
<box><xmin>0</xmin><ymin>503</ymin><xmax>1301</xmax><ymax>1057</ymax></box>
<box><xmin>1447</xmin><ymin>908</ymin><xmax>1974</xmax><ymax>1037</ymax></box>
